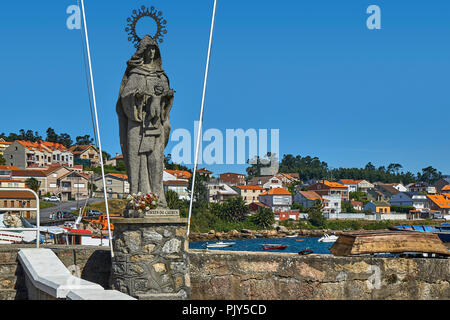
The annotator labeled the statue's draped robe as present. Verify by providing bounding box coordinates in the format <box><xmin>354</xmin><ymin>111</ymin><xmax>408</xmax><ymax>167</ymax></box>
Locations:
<box><xmin>116</xmin><ymin>64</ymin><xmax>173</xmax><ymax>206</ymax></box>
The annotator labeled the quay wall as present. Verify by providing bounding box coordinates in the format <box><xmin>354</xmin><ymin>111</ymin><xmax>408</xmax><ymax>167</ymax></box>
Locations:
<box><xmin>189</xmin><ymin>250</ymin><xmax>450</xmax><ymax>300</ymax></box>
<box><xmin>0</xmin><ymin>245</ymin><xmax>448</xmax><ymax>300</ymax></box>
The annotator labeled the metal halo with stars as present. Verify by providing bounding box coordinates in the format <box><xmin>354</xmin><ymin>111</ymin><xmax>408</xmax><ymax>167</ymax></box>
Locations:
<box><xmin>125</xmin><ymin>6</ymin><xmax>167</xmax><ymax>48</ymax></box>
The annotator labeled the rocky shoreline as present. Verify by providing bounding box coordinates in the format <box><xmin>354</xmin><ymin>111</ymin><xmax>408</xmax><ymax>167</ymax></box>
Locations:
<box><xmin>188</xmin><ymin>227</ymin><xmax>352</xmax><ymax>242</ymax></box>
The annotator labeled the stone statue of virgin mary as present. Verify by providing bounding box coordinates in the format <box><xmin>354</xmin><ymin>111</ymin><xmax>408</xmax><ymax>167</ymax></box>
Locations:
<box><xmin>116</xmin><ymin>35</ymin><xmax>174</xmax><ymax>208</ymax></box>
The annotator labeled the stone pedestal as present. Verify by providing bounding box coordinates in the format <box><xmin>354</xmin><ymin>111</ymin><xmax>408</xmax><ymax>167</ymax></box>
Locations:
<box><xmin>110</xmin><ymin>214</ymin><xmax>190</xmax><ymax>300</ymax></box>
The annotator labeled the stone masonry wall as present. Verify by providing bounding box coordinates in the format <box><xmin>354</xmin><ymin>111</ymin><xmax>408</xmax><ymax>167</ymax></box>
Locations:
<box><xmin>189</xmin><ymin>250</ymin><xmax>450</xmax><ymax>300</ymax></box>
<box><xmin>0</xmin><ymin>245</ymin><xmax>449</xmax><ymax>300</ymax></box>
<box><xmin>111</xmin><ymin>220</ymin><xmax>190</xmax><ymax>300</ymax></box>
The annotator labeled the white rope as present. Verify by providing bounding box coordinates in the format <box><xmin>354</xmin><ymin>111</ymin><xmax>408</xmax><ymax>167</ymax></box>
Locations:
<box><xmin>186</xmin><ymin>0</ymin><xmax>218</xmax><ymax>237</ymax></box>
<box><xmin>80</xmin><ymin>0</ymin><xmax>114</xmax><ymax>257</ymax></box>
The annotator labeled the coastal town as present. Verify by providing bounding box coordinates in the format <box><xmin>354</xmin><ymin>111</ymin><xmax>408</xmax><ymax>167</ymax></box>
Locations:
<box><xmin>0</xmin><ymin>1</ymin><xmax>449</xmax><ymax>304</ymax></box>
<box><xmin>1</xmin><ymin>136</ymin><xmax>450</xmax><ymax>225</ymax></box>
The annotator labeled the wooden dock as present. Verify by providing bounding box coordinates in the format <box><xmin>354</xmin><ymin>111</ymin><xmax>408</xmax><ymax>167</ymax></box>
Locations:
<box><xmin>329</xmin><ymin>231</ymin><xmax>450</xmax><ymax>257</ymax></box>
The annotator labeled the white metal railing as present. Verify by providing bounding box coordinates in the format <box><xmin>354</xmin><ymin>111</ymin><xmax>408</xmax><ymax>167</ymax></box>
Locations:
<box><xmin>0</xmin><ymin>188</ymin><xmax>40</xmax><ymax>248</ymax></box>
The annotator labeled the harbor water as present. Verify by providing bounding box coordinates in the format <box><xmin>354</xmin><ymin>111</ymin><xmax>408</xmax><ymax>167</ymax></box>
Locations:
<box><xmin>189</xmin><ymin>236</ymin><xmax>334</xmax><ymax>254</ymax></box>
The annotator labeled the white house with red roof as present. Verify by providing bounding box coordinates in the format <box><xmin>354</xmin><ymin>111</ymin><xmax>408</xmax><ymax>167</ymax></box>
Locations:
<box><xmin>232</xmin><ymin>185</ymin><xmax>264</xmax><ymax>205</ymax></box>
<box><xmin>4</xmin><ymin>140</ymin><xmax>73</xmax><ymax>169</ymax></box>
<box><xmin>338</xmin><ymin>179</ymin><xmax>359</xmax><ymax>193</ymax></box>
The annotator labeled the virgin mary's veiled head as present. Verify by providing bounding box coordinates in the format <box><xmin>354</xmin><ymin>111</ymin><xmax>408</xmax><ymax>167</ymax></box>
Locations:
<box><xmin>127</xmin><ymin>35</ymin><xmax>162</xmax><ymax>69</ymax></box>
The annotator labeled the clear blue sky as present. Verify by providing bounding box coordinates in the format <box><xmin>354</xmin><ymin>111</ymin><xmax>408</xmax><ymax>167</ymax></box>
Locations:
<box><xmin>1</xmin><ymin>0</ymin><xmax>449</xmax><ymax>176</ymax></box>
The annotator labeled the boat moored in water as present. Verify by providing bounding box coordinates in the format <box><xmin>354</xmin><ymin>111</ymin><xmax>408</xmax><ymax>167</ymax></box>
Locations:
<box><xmin>330</xmin><ymin>230</ymin><xmax>450</xmax><ymax>257</ymax></box>
<box><xmin>389</xmin><ymin>223</ymin><xmax>450</xmax><ymax>242</ymax></box>
<box><xmin>318</xmin><ymin>233</ymin><xmax>339</xmax><ymax>243</ymax></box>
<box><xmin>262</xmin><ymin>244</ymin><xmax>287</xmax><ymax>250</ymax></box>
<box><xmin>206</xmin><ymin>241</ymin><xmax>235</xmax><ymax>248</ymax></box>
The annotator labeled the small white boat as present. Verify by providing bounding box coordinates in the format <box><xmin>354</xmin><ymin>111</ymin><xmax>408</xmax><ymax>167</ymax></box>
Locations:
<box><xmin>285</xmin><ymin>235</ymin><xmax>298</xmax><ymax>238</ymax></box>
<box><xmin>206</xmin><ymin>241</ymin><xmax>235</xmax><ymax>248</ymax></box>
<box><xmin>318</xmin><ymin>233</ymin><xmax>338</xmax><ymax>243</ymax></box>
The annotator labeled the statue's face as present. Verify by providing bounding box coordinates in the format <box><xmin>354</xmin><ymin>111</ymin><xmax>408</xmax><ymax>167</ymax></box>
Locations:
<box><xmin>145</xmin><ymin>45</ymin><xmax>157</xmax><ymax>63</ymax></box>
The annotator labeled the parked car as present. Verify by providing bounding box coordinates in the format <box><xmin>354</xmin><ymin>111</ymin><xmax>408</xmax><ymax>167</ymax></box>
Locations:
<box><xmin>86</xmin><ymin>209</ymin><xmax>102</xmax><ymax>217</ymax></box>
<box><xmin>44</xmin><ymin>196</ymin><xmax>60</xmax><ymax>202</ymax></box>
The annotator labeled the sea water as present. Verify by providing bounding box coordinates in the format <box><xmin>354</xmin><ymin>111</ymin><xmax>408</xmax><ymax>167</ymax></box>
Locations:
<box><xmin>189</xmin><ymin>236</ymin><xmax>334</xmax><ymax>254</ymax></box>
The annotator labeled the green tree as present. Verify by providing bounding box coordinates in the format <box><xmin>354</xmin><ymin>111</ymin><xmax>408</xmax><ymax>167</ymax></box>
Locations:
<box><xmin>166</xmin><ymin>189</ymin><xmax>180</xmax><ymax>210</ymax></box>
<box><xmin>76</xmin><ymin>135</ymin><xmax>94</xmax><ymax>145</ymax></box>
<box><xmin>291</xmin><ymin>202</ymin><xmax>306</xmax><ymax>211</ymax></box>
<box><xmin>46</xmin><ymin>128</ymin><xmax>59</xmax><ymax>143</ymax></box>
<box><xmin>25</xmin><ymin>178</ymin><xmax>41</xmax><ymax>193</ymax></box>
<box><xmin>250</xmin><ymin>207</ymin><xmax>275</xmax><ymax>229</ymax></box>
<box><xmin>387</xmin><ymin>163</ymin><xmax>403</xmax><ymax>175</ymax></box>
<box><xmin>307</xmin><ymin>200</ymin><xmax>325</xmax><ymax>228</ymax></box>
<box><xmin>0</xmin><ymin>154</ymin><xmax>5</xmax><ymax>165</ymax></box>
<box><xmin>349</xmin><ymin>191</ymin><xmax>367</xmax><ymax>203</ymax></box>
<box><xmin>287</xmin><ymin>180</ymin><xmax>301</xmax><ymax>195</ymax></box>
<box><xmin>164</xmin><ymin>154</ymin><xmax>191</xmax><ymax>171</ymax></box>
<box><xmin>417</xmin><ymin>166</ymin><xmax>442</xmax><ymax>185</ymax></box>
<box><xmin>102</xmin><ymin>151</ymin><xmax>111</xmax><ymax>161</ymax></box>
<box><xmin>341</xmin><ymin>201</ymin><xmax>356</xmax><ymax>213</ymax></box>
<box><xmin>58</xmin><ymin>133</ymin><xmax>73</xmax><ymax>148</ymax></box>
<box><xmin>210</xmin><ymin>197</ymin><xmax>249</xmax><ymax>222</ymax></box>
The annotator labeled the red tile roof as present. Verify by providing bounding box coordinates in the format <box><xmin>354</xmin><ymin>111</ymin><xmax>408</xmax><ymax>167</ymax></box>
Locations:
<box><xmin>68</xmin><ymin>145</ymin><xmax>98</xmax><ymax>155</ymax></box>
<box><xmin>298</xmin><ymin>191</ymin><xmax>321</xmax><ymax>201</ymax></box>
<box><xmin>197</xmin><ymin>168</ymin><xmax>212</xmax><ymax>174</ymax></box>
<box><xmin>0</xmin><ymin>165</ymin><xmax>20</xmax><ymax>171</ymax></box>
<box><xmin>0</xmin><ymin>190</ymin><xmax>35</xmax><ymax>200</ymax></box>
<box><xmin>11</xmin><ymin>170</ymin><xmax>47</xmax><ymax>177</ymax></box>
<box><xmin>322</xmin><ymin>180</ymin><xmax>347</xmax><ymax>188</ymax></box>
<box><xmin>164</xmin><ymin>180</ymin><xmax>189</xmax><ymax>186</ymax></box>
<box><xmin>339</xmin><ymin>179</ymin><xmax>360</xmax><ymax>185</ymax></box>
<box><xmin>165</xmin><ymin>170</ymin><xmax>192</xmax><ymax>179</ymax></box>
<box><xmin>108</xmin><ymin>173</ymin><xmax>128</xmax><ymax>180</ymax></box>
<box><xmin>427</xmin><ymin>194</ymin><xmax>450</xmax><ymax>209</ymax></box>
<box><xmin>261</xmin><ymin>187</ymin><xmax>291</xmax><ymax>196</ymax></box>
<box><xmin>17</xmin><ymin>140</ymin><xmax>68</xmax><ymax>153</ymax></box>
<box><xmin>234</xmin><ymin>185</ymin><xmax>264</xmax><ymax>190</ymax></box>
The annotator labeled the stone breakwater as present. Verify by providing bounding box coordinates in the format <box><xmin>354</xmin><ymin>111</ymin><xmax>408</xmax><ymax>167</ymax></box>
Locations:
<box><xmin>188</xmin><ymin>228</ymin><xmax>348</xmax><ymax>242</ymax></box>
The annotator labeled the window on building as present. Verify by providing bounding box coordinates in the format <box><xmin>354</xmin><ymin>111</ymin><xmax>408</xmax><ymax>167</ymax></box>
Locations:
<box><xmin>107</xmin><ymin>180</ymin><xmax>113</xmax><ymax>185</ymax></box>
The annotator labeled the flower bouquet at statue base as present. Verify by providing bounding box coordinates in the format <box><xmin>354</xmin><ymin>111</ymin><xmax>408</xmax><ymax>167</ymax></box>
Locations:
<box><xmin>124</xmin><ymin>192</ymin><xmax>179</xmax><ymax>218</ymax></box>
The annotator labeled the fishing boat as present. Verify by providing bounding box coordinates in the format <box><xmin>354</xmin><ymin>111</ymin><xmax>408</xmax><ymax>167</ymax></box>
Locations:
<box><xmin>318</xmin><ymin>233</ymin><xmax>338</xmax><ymax>243</ymax></box>
<box><xmin>262</xmin><ymin>244</ymin><xmax>287</xmax><ymax>250</ymax></box>
<box><xmin>389</xmin><ymin>223</ymin><xmax>450</xmax><ymax>242</ymax></box>
<box><xmin>330</xmin><ymin>230</ymin><xmax>450</xmax><ymax>257</ymax></box>
<box><xmin>206</xmin><ymin>241</ymin><xmax>235</xmax><ymax>248</ymax></box>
